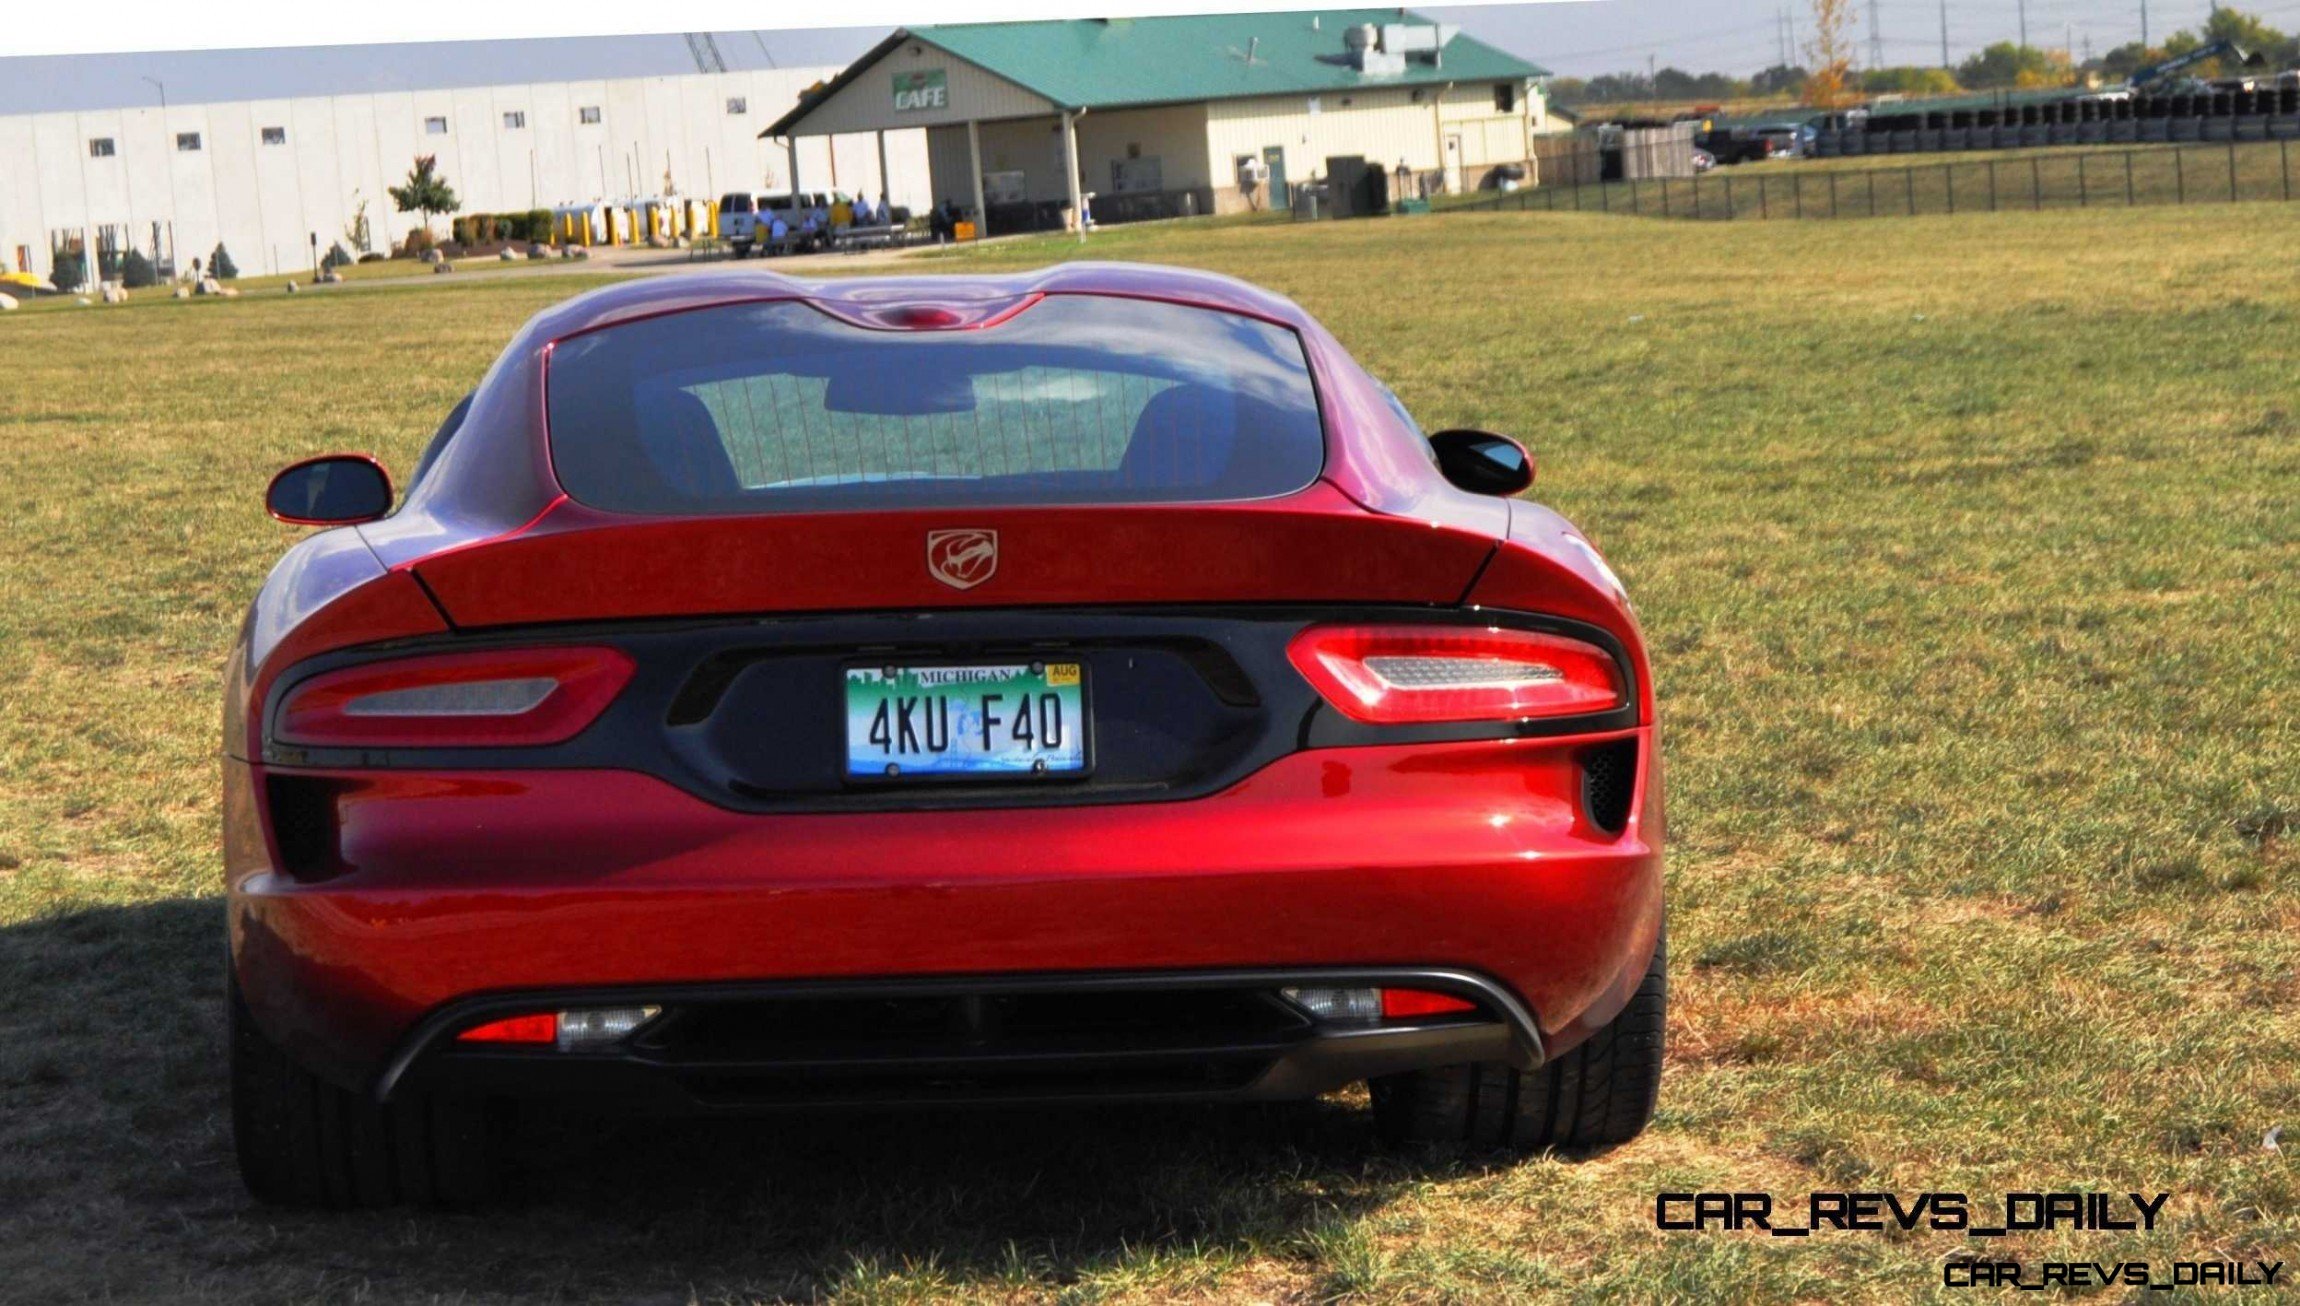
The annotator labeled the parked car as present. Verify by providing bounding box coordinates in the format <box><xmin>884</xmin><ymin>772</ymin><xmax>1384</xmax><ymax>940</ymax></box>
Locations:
<box><xmin>227</xmin><ymin>264</ymin><xmax>1667</xmax><ymax>1206</ymax></box>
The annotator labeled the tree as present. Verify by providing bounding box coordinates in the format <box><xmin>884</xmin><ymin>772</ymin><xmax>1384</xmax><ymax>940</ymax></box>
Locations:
<box><xmin>209</xmin><ymin>243</ymin><xmax>239</xmax><ymax>280</ymax></box>
<box><xmin>1958</xmin><ymin>42</ymin><xmax>2058</xmax><ymax>89</ymax></box>
<box><xmin>1860</xmin><ymin>66</ymin><xmax>1961</xmax><ymax>95</ymax></box>
<box><xmin>2180</xmin><ymin>8</ymin><xmax>2299</xmax><ymax>77</ymax></box>
<box><xmin>2095</xmin><ymin>40</ymin><xmax>2160</xmax><ymax>82</ymax></box>
<box><xmin>51</xmin><ymin>246</ymin><xmax>85</xmax><ymax>293</ymax></box>
<box><xmin>388</xmin><ymin>154</ymin><xmax>461</xmax><ymax>237</ymax></box>
<box><xmin>1750</xmin><ymin>64</ymin><xmax>1810</xmax><ymax>97</ymax></box>
<box><xmin>345</xmin><ymin>196</ymin><xmax>372</xmax><ymax>255</ymax></box>
<box><xmin>1803</xmin><ymin>0</ymin><xmax>1858</xmax><ymax>107</ymax></box>
<box><xmin>120</xmin><ymin>249</ymin><xmax>157</xmax><ymax>289</ymax></box>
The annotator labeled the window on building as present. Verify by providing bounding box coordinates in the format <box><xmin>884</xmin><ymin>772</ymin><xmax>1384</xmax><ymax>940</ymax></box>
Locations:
<box><xmin>425</xmin><ymin>116</ymin><xmax>449</xmax><ymax>135</ymax></box>
<box><xmin>1494</xmin><ymin>82</ymin><xmax>1516</xmax><ymax>112</ymax></box>
<box><xmin>726</xmin><ymin>96</ymin><xmax>748</xmax><ymax>115</ymax></box>
<box><xmin>503</xmin><ymin>110</ymin><xmax>526</xmax><ymax>129</ymax></box>
<box><xmin>88</xmin><ymin>137</ymin><xmax>115</xmax><ymax>158</ymax></box>
<box><xmin>175</xmin><ymin>131</ymin><xmax>202</xmax><ymax>151</ymax></box>
<box><xmin>578</xmin><ymin>105</ymin><xmax>602</xmax><ymax>125</ymax></box>
<box><xmin>261</xmin><ymin>126</ymin><xmax>287</xmax><ymax>145</ymax></box>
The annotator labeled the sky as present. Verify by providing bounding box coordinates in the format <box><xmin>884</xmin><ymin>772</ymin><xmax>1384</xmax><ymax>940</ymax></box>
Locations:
<box><xmin>0</xmin><ymin>1</ymin><xmax>2272</xmax><ymax>116</ymax></box>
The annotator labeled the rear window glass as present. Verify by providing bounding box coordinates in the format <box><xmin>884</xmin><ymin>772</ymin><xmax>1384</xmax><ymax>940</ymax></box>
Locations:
<box><xmin>545</xmin><ymin>295</ymin><xmax>1325</xmax><ymax>514</ymax></box>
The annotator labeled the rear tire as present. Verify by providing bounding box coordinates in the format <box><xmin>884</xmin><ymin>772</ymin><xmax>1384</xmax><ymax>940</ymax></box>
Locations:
<box><xmin>1372</xmin><ymin>929</ymin><xmax>1664</xmax><ymax>1152</ymax></box>
<box><xmin>229</xmin><ymin>974</ymin><xmax>497</xmax><ymax>1208</ymax></box>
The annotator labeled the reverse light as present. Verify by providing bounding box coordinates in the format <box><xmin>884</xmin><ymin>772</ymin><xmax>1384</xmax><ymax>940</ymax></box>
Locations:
<box><xmin>275</xmin><ymin>647</ymin><xmax>634</xmax><ymax>748</ymax></box>
<box><xmin>1282</xmin><ymin>987</ymin><xmax>1483</xmax><ymax>1023</ymax></box>
<box><xmin>1282</xmin><ymin>986</ymin><xmax>1382</xmax><ymax>1022</ymax></box>
<box><xmin>1287</xmin><ymin>624</ymin><xmax>1623</xmax><ymax>724</ymax></box>
<box><xmin>554</xmin><ymin>1005</ymin><xmax>662</xmax><ymax>1051</ymax></box>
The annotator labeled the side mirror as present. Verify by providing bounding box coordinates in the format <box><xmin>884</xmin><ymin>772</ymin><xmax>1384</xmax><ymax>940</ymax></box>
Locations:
<box><xmin>1429</xmin><ymin>429</ymin><xmax>1534</xmax><ymax>496</ymax></box>
<box><xmin>266</xmin><ymin>454</ymin><xmax>393</xmax><ymax>526</ymax></box>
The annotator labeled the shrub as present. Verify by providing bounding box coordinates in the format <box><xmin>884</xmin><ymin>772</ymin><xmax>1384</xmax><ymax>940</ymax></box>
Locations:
<box><xmin>209</xmin><ymin>243</ymin><xmax>239</xmax><ymax>280</ymax></box>
<box><xmin>397</xmin><ymin>226</ymin><xmax>436</xmax><ymax>257</ymax></box>
<box><xmin>322</xmin><ymin>243</ymin><xmax>355</xmax><ymax>270</ymax></box>
<box><xmin>120</xmin><ymin>249</ymin><xmax>157</xmax><ymax>288</ymax></box>
<box><xmin>528</xmin><ymin>209</ymin><xmax>554</xmax><ymax>243</ymax></box>
<box><xmin>51</xmin><ymin>249</ymin><xmax>85</xmax><ymax>292</ymax></box>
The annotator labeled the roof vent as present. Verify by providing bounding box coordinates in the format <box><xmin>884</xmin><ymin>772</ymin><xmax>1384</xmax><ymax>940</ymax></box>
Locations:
<box><xmin>1344</xmin><ymin>22</ymin><xmax>1458</xmax><ymax>74</ymax></box>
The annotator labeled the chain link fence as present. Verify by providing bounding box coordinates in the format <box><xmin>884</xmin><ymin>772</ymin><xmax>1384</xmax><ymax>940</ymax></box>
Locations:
<box><xmin>1460</xmin><ymin>140</ymin><xmax>2300</xmax><ymax>221</ymax></box>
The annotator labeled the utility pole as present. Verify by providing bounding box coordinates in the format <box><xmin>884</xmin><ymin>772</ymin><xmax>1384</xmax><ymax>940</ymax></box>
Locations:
<box><xmin>2018</xmin><ymin>0</ymin><xmax>2029</xmax><ymax>50</ymax></box>
<box><xmin>2140</xmin><ymin>0</ymin><xmax>2149</xmax><ymax>49</ymax></box>
<box><xmin>1940</xmin><ymin>0</ymin><xmax>1952</xmax><ymax>67</ymax></box>
<box><xmin>1869</xmin><ymin>0</ymin><xmax>1885</xmax><ymax>70</ymax></box>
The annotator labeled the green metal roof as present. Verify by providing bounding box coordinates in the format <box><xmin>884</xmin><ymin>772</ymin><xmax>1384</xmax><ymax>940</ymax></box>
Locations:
<box><xmin>765</xmin><ymin>11</ymin><xmax>1545</xmax><ymax>135</ymax></box>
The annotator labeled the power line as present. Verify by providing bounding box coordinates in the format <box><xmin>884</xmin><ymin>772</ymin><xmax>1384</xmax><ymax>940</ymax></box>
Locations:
<box><xmin>1533</xmin><ymin>18</ymin><xmax>1785</xmax><ymax>66</ymax></box>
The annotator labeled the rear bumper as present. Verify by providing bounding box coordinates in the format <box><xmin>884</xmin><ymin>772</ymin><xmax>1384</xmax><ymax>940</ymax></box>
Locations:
<box><xmin>226</xmin><ymin>731</ymin><xmax>1662</xmax><ymax>1095</ymax></box>
<box><xmin>382</xmin><ymin>968</ymin><xmax>1531</xmax><ymax>1111</ymax></box>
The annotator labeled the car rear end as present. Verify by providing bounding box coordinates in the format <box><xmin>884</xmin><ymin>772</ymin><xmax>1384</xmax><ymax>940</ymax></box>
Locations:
<box><xmin>225</xmin><ymin>274</ymin><xmax>1662</xmax><ymax>1203</ymax></box>
<box><xmin>717</xmin><ymin>192</ymin><xmax>760</xmax><ymax>254</ymax></box>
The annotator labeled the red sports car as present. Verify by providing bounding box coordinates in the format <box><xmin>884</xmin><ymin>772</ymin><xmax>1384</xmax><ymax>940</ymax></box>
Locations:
<box><xmin>226</xmin><ymin>263</ymin><xmax>1665</xmax><ymax>1207</ymax></box>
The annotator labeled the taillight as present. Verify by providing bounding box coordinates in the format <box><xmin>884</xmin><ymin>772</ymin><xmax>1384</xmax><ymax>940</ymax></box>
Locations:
<box><xmin>1379</xmin><ymin>989</ymin><xmax>1479</xmax><ymax>1018</ymax></box>
<box><xmin>456</xmin><ymin>1013</ymin><xmax>556</xmax><ymax>1045</ymax></box>
<box><xmin>275</xmin><ymin>647</ymin><xmax>633</xmax><ymax>748</ymax></box>
<box><xmin>1288</xmin><ymin>624</ymin><xmax>1623</xmax><ymax>724</ymax></box>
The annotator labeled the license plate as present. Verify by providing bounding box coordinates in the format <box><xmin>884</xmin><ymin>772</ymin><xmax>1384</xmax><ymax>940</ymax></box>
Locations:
<box><xmin>845</xmin><ymin>661</ymin><xmax>1088</xmax><ymax>780</ymax></box>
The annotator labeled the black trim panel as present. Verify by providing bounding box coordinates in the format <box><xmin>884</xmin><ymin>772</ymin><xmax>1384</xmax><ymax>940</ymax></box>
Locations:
<box><xmin>375</xmin><ymin>965</ymin><xmax>1546</xmax><ymax>1105</ymax></box>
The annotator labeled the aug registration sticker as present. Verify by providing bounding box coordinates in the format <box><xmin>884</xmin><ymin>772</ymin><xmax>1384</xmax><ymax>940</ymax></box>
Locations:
<box><xmin>845</xmin><ymin>662</ymin><xmax>1087</xmax><ymax>779</ymax></box>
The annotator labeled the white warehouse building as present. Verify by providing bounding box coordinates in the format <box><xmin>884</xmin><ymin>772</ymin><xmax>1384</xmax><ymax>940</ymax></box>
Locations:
<box><xmin>0</xmin><ymin>66</ymin><xmax>933</xmax><ymax>282</ymax></box>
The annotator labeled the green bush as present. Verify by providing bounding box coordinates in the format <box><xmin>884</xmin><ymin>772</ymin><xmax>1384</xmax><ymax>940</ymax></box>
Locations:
<box><xmin>398</xmin><ymin>227</ymin><xmax>436</xmax><ymax>257</ymax></box>
<box><xmin>51</xmin><ymin>249</ymin><xmax>85</xmax><ymax>292</ymax></box>
<box><xmin>120</xmin><ymin>250</ymin><xmax>157</xmax><ymax>289</ymax></box>
<box><xmin>209</xmin><ymin>243</ymin><xmax>239</xmax><ymax>280</ymax></box>
<box><xmin>528</xmin><ymin>209</ymin><xmax>554</xmax><ymax>244</ymax></box>
<box><xmin>322</xmin><ymin>243</ymin><xmax>355</xmax><ymax>270</ymax></box>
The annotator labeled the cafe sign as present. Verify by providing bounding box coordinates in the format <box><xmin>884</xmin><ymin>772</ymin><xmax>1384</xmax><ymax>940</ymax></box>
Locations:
<box><xmin>893</xmin><ymin>69</ymin><xmax>949</xmax><ymax>112</ymax></box>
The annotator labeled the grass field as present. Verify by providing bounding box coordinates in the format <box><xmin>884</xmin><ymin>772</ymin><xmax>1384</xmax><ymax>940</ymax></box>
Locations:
<box><xmin>1</xmin><ymin>202</ymin><xmax>2295</xmax><ymax>1302</ymax></box>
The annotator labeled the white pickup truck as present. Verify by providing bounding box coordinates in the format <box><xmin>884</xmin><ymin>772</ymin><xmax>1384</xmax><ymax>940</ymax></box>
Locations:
<box><xmin>718</xmin><ymin>191</ymin><xmax>832</xmax><ymax>258</ymax></box>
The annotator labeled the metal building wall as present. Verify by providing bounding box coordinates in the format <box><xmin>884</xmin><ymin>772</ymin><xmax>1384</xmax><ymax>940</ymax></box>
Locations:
<box><xmin>0</xmin><ymin>67</ymin><xmax>932</xmax><ymax>282</ymax></box>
